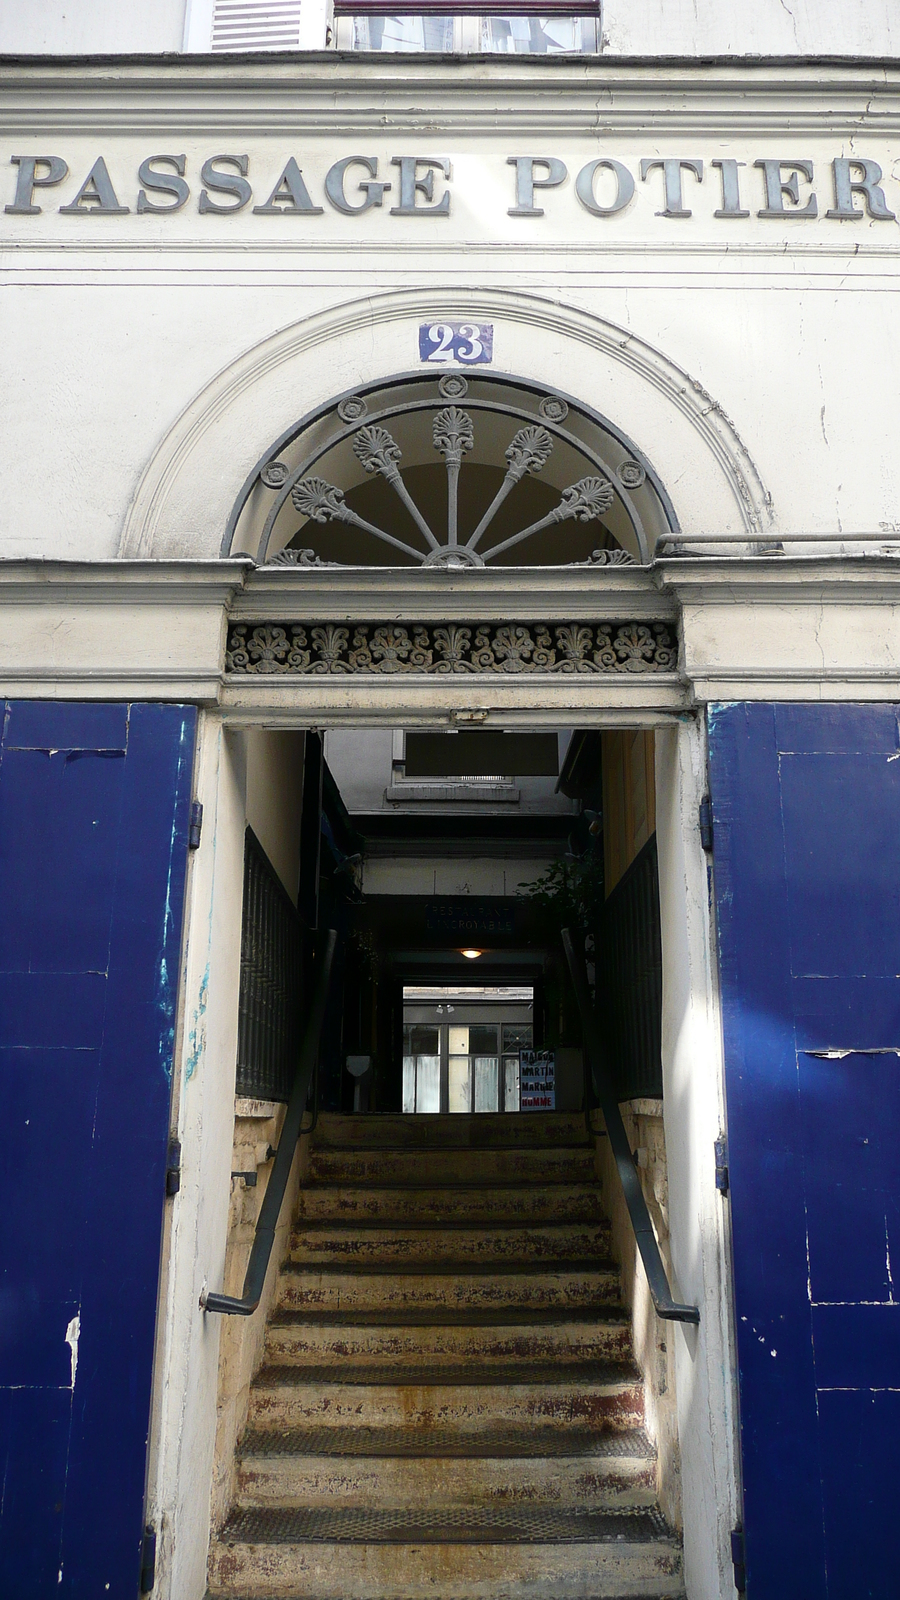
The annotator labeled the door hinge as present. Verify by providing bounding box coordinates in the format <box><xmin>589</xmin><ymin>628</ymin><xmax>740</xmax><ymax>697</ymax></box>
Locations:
<box><xmin>165</xmin><ymin>1139</ymin><xmax>181</xmax><ymax>1198</ymax></box>
<box><xmin>140</xmin><ymin>1524</ymin><xmax>157</xmax><ymax>1593</ymax></box>
<box><xmin>731</xmin><ymin>1525</ymin><xmax>747</xmax><ymax>1594</ymax></box>
<box><xmin>715</xmin><ymin>1136</ymin><xmax>730</xmax><ymax>1197</ymax></box>
<box><xmin>188</xmin><ymin>799</ymin><xmax>203</xmax><ymax>850</ymax></box>
<box><xmin>699</xmin><ymin>795</ymin><xmax>714</xmax><ymax>852</ymax></box>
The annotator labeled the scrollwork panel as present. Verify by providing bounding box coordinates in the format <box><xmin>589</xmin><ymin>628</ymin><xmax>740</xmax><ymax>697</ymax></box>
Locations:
<box><xmin>225</xmin><ymin>621</ymin><xmax>677</xmax><ymax>675</ymax></box>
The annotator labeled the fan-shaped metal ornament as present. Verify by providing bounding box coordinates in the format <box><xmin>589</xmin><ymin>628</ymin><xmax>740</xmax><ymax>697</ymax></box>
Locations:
<box><xmin>284</xmin><ymin>411</ymin><xmax>617</xmax><ymax>568</ymax></box>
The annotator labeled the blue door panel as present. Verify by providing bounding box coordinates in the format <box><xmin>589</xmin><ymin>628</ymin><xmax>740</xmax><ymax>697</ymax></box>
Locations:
<box><xmin>0</xmin><ymin>1043</ymin><xmax>99</xmax><ymax>1305</ymax></box>
<box><xmin>780</xmin><ymin>754</ymin><xmax>900</xmax><ymax>976</ymax></box>
<box><xmin>0</xmin><ymin>972</ymin><xmax>108</xmax><ymax>1048</ymax></box>
<box><xmin>5</xmin><ymin>700</ymin><xmax>130</xmax><ymax>751</ymax></box>
<box><xmin>0</xmin><ymin>1388</ymin><xmax>71</xmax><ymax>1590</ymax></box>
<box><xmin>0</xmin><ymin>701</ymin><xmax>196</xmax><ymax>1598</ymax></box>
<box><xmin>818</xmin><ymin>1389</ymin><xmax>900</xmax><ymax>1599</ymax></box>
<box><xmin>709</xmin><ymin>702</ymin><xmax>900</xmax><ymax>1600</ymax></box>
<box><xmin>0</xmin><ymin>747</ymin><xmax>126</xmax><ymax>973</ymax></box>
<box><xmin>792</xmin><ymin>975</ymin><xmax>900</xmax><ymax>1046</ymax></box>
<box><xmin>812</xmin><ymin>1303</ymin><xmax>900</xmax><ymax>1389</ymax></box>
<box><xmin>773</xmin><ymin>701</ymin><xmax>899</xmax><ymax>754</ymax></box>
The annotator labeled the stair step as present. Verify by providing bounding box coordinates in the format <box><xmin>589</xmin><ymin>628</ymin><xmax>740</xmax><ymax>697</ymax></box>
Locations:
<box><xmin>247</xmin><ymin>1368</ymin><xmax>643</xmax><ymax>1435</ymax></box>
<box><xmin>210</xmin><ymin>1110</ymin><xmax>681</xmax><ymax>1599</ymax></box>
<box><xmin>294</xmin><ymin>1182</ymin><xmax>605</xmax><ymax>1225</ymax></box>
<box><xmin>288</xmin><ymin>1220</ymin><xmax>612</xmax><ymax>1268</ymax></box>
<box><xmin>207</xmin><ymin>1512</ymin><xmax>683</xmax><ymax>1598</ymax></box>
<box><xmin>239</xmin><ymin>1422</ymin><xmax>656</xmax><ymax>1459</ymax></box>
<box><xmin>309</xmin><ymin>1146</ymin><xmax>597</xmax><ymax>1187</ymax></box>
<box><xmin>236</xmin><ymin>1446</ymin><xmax>658</xmax><ymax>1511</ymax></box>
<box><xmin>277</xmin><ymin>1264</ymin><xmax>622</xmax><ymax>1317</ymax></box>
<box><xmin>314</xmin><ymin>1111</ymin><xmax>592</xmax><ymax>1149</ymax></box>
<box><xmin>264</xmin><ymin>1314</ymin><xmax>632</xmax><ymax>1369</ymax></box>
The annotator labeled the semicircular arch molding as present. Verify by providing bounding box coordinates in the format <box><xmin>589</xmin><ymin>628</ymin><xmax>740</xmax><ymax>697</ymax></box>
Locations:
<box><xmin>119</xmin><ymin>287</ymin><xmax>773</xmax><ymax>560</ymax></box>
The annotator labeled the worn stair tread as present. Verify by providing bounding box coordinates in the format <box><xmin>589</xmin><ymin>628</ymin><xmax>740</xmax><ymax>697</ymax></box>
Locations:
<box><xmin>239</xmin><ymin>1424</ymin><xmax>656</xmax><ymax>1460</ymax></box>
<box><xmin>280</xmin><ymin>1257</ymin><xmax>617</xmax><ymax>1278</ymax></box>
<box><xmin>312</xmin><ymin>1113</ymin><xmax>594</xmax><ymax>1149</ymax></box>
<box><xmin>297</xmin><ymin>1180</ymin><xmax>602</xmax><ymax>1193</ymax></box>
<box><xmin>253</xmin><ymin>1359</ymin><xmax>639</xmax><ymax>1388</ymax></box>
<box><xmin>268</xmin><ymin>1306</ymin><xmax>629</xmax><ymax>1327</ymax></box>
<box><xmin>217</xmin><ymin>1505</ymin><xmax>673</xmax><ymax>1545</ymax></box>
<box><xmin>211</xmin><ymin>1113</ymin><xmax>680</xmax><ymax>1600</ymax></box>
<box><xmin>291</xmin><ymin>1216</ymin><xmax>605</xmax><ymax>1228</ymax></box>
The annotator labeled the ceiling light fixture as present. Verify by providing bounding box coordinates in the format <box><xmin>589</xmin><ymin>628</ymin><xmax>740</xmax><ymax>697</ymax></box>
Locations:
<box><xmin>460</xmin><ymin>948</ymin><xmax>483</xmax><ymax>960</ymax></box>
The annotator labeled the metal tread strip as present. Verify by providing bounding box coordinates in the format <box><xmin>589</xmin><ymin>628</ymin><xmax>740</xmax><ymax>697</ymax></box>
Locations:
<box><xmin>218</xmin><ymin>1504</ymin><xmax>674</xmax><ymax>1544</ymax></box>
<box><xmin>238</xmin><ymin>1424</ymin><xmax>656</xmax><ymax>1461</ymax></box>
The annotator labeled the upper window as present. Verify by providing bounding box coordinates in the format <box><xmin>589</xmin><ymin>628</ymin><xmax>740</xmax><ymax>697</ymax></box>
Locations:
<box><xmin>194</xmin><ymin>0</ymin><xmax>599</xmax><ymax>53</ymax></box>
<box><xmin>335</xmin><ymin>13</ymin><xmax>599</xmax><ymax>52</ymax></box>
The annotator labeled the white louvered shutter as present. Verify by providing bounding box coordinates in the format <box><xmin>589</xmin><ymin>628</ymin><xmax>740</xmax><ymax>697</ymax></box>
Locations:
<box><xmin>211</xmin><ymin>0</ymin><xmax>304</xmax><ymax>50</ymax></box>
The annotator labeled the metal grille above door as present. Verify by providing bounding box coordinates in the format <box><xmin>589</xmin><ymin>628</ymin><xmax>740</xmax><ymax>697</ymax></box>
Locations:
<box><xmin>236</xmin><ymin>828</ymin><xmax>304</xmax><ymax>1101</ymax></box>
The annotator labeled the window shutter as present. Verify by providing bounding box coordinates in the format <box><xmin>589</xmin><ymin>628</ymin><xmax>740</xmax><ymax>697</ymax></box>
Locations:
<box><xmin>211</xmin><ymin>0</ymin><xmax>304</xmax><ymax>50</ymax></box>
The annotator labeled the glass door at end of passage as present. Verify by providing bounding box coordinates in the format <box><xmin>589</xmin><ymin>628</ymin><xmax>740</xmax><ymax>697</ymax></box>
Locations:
<box><xmin>402</xmin><ymin>1019</ymin><xmax>533</xmax><ymax>1113</ymax></box>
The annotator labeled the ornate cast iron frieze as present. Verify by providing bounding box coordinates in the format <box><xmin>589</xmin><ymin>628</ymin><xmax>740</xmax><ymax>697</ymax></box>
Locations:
<box><xmin>225</xmin><ymin>621</ymin><xmax>678</xmax><ymax>676</ymax></box>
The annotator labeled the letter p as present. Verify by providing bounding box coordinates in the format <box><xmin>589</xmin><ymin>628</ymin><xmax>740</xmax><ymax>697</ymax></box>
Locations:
<box><xmin>508</xmin><ymin>156</ymin><xmax>567</xmax><ymax>217</ymax></box>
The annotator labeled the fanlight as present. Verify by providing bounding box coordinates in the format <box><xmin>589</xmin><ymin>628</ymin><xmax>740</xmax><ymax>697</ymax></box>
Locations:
<box><xmin>224</xmin><ymin>371</ymin><xmax>678</xmax><ymax>567</ymax></box>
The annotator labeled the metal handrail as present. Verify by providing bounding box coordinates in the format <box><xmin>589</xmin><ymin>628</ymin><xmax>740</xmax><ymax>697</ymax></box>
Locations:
<box><xmin>204</xmin><ymin>928</ymin><xmax>338</xmax><ymax>1317</ymax></box>
<box><xmin>561</xmin><ymin>928</ymin><xmax>699</xmax><ymax>1325</ymax></box>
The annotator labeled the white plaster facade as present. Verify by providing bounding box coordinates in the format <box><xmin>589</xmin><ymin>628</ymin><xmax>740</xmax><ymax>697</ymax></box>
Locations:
<box><xmin>1</xmin><ymin>0</ymin><xmax>899</xmax><ymax>57</ymax></box>
<box><xmin>2</xmin><ymin>34</ymin><xmax>900</xmax><ymax>1600</ymax></box>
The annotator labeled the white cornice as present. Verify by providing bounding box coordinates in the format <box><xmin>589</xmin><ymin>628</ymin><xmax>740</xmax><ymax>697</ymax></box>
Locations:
<box><xmin>232</xmin><ymin>564</ymin><xmax>677</xmax><ymax>623</ymax></box>
<box><xmin>657</xmin><ymin>553</ymin><xmax>900</xmax><ymax>604</ymax></box>
<box><xmin>0</xmin><ymin>558</ymin><xmax>251</xmax><ymax>605</ymax></box>
<box><xmin>1</xmin><ymin>557</ymin><xmax>900</xmax><ymax>710</ymax></box>
<box><xmin>0</xmin><ymin>57</ymin><xmax>899</xmax><ymax>135</ymax></box>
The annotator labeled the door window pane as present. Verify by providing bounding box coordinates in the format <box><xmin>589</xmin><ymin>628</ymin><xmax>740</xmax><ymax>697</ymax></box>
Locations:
<box><xmin>473</xmin><ymin>1055</ymin><xmax>499</xmax><ymax>1113</ymax></box>
<box><xmin>402</xmin><ymin>1054</ymin><xmax>416</xmax><ymax>1114</ymax></box>
<box><xmin>503</xmin><ymin>1053</ymin><xmax>520</xmax><ymax>1112</ymax></box>
<box><xmin>449</xmin><ymin>1054</ymin><xmax>472</xmax><ymax>1113</ymax></box>
<box><xmin>411</xmin><ymin>1025</ymin><xmax>439</xmax><ymax>1054</ymax></box>
<box><xmin>416</xmin><ymin>1054</ymin><xmax>441</xmax><ymax>1113</ymax></box>
<box><xmin>448</xmin><ymin>1025</ymin><xmax>469</xmax><ymax>1055</ymax></box>
<box><xmin>502</xmin><ymin>1023</ymin><xmax>533</xmax><ymax>1052</ymax></box>
<box><xmin>470</xmin><ymin>1024</ymin><xmax>499</xmax><ymax>1055</ymax></box>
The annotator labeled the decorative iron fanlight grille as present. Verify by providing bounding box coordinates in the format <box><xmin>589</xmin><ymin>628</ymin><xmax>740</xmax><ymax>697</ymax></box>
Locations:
<box><xmin>224</xmin><ymin>371</ymin><xmax>677</xmax><ymax>567</ymax></box>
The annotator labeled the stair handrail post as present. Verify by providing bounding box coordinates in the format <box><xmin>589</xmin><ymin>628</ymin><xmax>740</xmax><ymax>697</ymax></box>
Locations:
<box><xmin>561</xmin><ymin>927</ymin><xmax>700</xmax><ymax>1326</ymax></box>
<box><xmin>204</xmin><ymin>927</ymin><xmax>339</xmax><ymax>1317</ymax></box>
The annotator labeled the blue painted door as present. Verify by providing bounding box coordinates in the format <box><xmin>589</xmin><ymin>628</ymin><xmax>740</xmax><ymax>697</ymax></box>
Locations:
<box><xmin>0</xmin><ymin>702</ymin><xmax>196</xmax><ymax>1598</ymax></box>
<box><xmin>709</xmin><ymin>703</ymin><xmax>900</xmax><ymax>1600</ymax></box>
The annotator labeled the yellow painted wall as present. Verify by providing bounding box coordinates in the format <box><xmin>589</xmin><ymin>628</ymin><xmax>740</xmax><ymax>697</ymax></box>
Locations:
<box><xmin>601</xmin><ymin>730</ymin><xmax>656</xmax><ymax>896</ymax></box>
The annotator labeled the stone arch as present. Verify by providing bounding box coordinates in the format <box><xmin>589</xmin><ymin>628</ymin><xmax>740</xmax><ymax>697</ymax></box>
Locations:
<box><xmin>119</xmin><ymin>286</ymin><xmax>773</xmax><ymax>559</ymax></box>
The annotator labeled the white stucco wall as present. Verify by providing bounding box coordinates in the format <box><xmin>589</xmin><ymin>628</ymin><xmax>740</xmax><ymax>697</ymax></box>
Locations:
<box><xmin>0</xmin><ymin>0</ymin><xmax>186</xmax><ymax>55</ymax></box>
<box><xmin>1</xmin><ymin>61</ymin><xmax>899</xmax><ymax>570</ymax></box>
<box><xmin>655</xmin><ymin>718</ymin><xmax>739</xmax><ymax>1600</ymax></box>
<box><xmin>605</xmin><ymin>0</ymin><xmax>900</xmax><ymax>57</ymax></box>
<box><xmin>0</xmin><ymin>0</ymin><xmax>897</xmax><ymax>59</ymax></box>
<box><xmin>4</xmin><ymin>54</ymin><xmax>900</xmax><ymax>1600</ymax></box>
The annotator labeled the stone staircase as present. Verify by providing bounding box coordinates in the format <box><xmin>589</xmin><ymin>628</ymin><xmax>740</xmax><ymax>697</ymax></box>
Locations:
<box><xmin>207</xmin><ymin>1111</ymin><xmax>685</xmax><ymax>1600</ymax></box>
